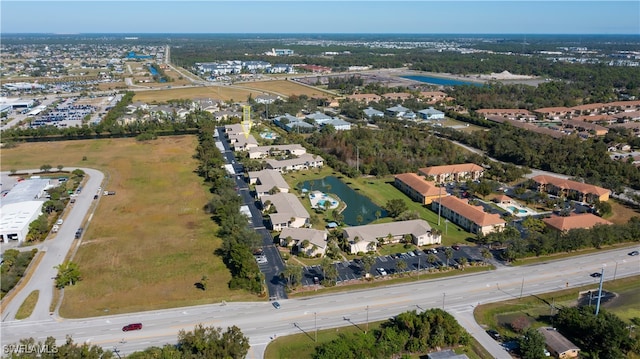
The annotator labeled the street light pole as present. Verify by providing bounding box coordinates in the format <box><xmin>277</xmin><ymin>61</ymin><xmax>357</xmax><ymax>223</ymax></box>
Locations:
<box><xmin>442</xmin><ymin>292</ymin><xmax>446</xmax><ymax>310</ymax></box>
<box><xmin>314</xmin><ymin>312</ymin><xmax>317</xmax><ymax>342</ymax></box>
<box><xmin>613</xmin><ymin>261</ymin><xmax>618</xmax><ymax>281</ymax></box>
<box><xmin>366</xmin><ymin>305</ymin><xmax>369</xmax><ymax>334</ymax></box>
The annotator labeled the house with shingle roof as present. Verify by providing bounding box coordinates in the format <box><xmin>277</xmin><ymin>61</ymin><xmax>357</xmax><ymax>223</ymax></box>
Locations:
<box><xmin>394</xmin><ymin>173</ymin><xmax>443</xmax><ymax>205</ymax></box>
<box><xmin>363</xmin><ymin>107</ymin><xmax>384</xmax><ymax>119</ymax></box>
<box><xmin>537</xmin><ymin>327</ymin><xmax>580</xmax><ymax>359</ymax></box>
<box><xmin>383</xmin><ymin>92</ymin><xmax>412</xmax><ymax>101</ymax></box>
<box><xmin>386</xmin><ymin>105</ymin><xmax>411</xmax><ymax>118</ymax></box>
<box><xmin>418</xmin><ymin>107</ymin><xmax>445</xmax><ymax>120</ymax></box>
<box><xmin>529</xmin><ymin>175</ymin><xmax>610</xmax><ymax>203</ymax></box>
<box><xmin>534</xmin><ymin>107</ymin><xmax>572</xmax><ymax>120</ymax></box>
<box><xmin>265</xmin><ymin>153</ymin><xmax>324</xmax><ymax>173</ymax></box>
<box><xmin>346</xmin><ymin>93</ymin><xmax>382</xmax><ymax>104</ymax></box>
<box><xmin>343</xmin><ymin>219</ymin><xmax>441</xmax><ymax>254</ymax></box>
<box><xmin>431</xmin><ymin>196</ymin><xmax>506</xmax><ymax>235</ymax></box>
<box><xmin>248</xmin><ymin>144</ymin><xmax>307</xmax><ymax>159</ymax></box>
<box><xmin>542</xmin><ymin>213</ymin><xmax>612</xmax><ymax>233</ymax></box>
<box><xmin>261</xmin><ymin>192</ymin><xmax>310</xmax><ymax>231</ymax></box>
<box><xmin>419</xmin><ymin>91</ymin><xmax>449</xmax><ymax>104</ymax></box>
<box><xmin>280</xmin><ymin>227</ymin><xmax>328</xmax><ymax>257</ymax></box>
<box><xmin>418</xmin><ymin>163</ymin><xmax>484</xmax><ymax>184</ymax></box>
<box><xmin>475</xmin><ymin>108</ymin><xmax>536</xmax><ymax>121</ymax></box>
<box><xmin>248</xmin><ymin>169</ymin><xmax>290</xmax><ymax>198</ymax></box>
<box><xmin>561</xmin><ymin>119</ymin><xmax>609</xmax><ymax>136</ymax></box>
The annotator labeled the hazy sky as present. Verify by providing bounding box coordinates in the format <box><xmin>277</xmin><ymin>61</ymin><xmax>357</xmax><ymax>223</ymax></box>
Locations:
<box><xmin>2</xmin><ymin>1</ymin><xmax>639</xmax><ymax>35</ymax></box>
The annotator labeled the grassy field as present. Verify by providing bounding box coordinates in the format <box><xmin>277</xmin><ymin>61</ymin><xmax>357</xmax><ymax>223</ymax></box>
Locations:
<box><xmin>607</xmin><ymin>198</ymin><xmax>640</xmax><ymax>224</ymax></box>
<box><xmin>130</xmin><ymin>78</ymin><xmax>338</xmax><ymax>104</ymax></box>
<box><xmin>1</xmin><ymin>136</ymin><xmax>257</xmax><ymax>318</ymax></box>
<box><xmin>239</xmin><ymin>79</ymin><xmax>336</xmax><ymax>98</ymax></box>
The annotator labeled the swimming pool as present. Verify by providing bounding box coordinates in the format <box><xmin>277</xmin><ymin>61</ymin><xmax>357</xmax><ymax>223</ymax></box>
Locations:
<box><xmin>507</xmin><ymin>206</ymin><xmax>527</xmax><ymax>214</ymax></box>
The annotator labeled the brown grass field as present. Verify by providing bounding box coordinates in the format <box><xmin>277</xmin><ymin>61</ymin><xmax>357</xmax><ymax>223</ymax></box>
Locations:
<box><xmin>1</xmin><ymin>136</ymin><xmax>256</xmax><ymax>318</ymax></box>
<box><xmin>131</xmin><ymin>79</ymin><xmax>336</xmax><ymax>104</ymax></box>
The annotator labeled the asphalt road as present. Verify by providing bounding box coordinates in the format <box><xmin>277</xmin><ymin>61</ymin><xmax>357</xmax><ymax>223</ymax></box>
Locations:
<box><xmin>1</xmin><ymin>168</ymin><xmax>104</xmax><ymax>322</ymax></box>
<box><xmin>1</xmin><ymin>247</ymin><xmax>637</xmax><ymax>358</ymax></box>
<box><xmin>216</xmin><ymin>127</ymin><xmax>288</xmax><ymax>300</ymax></box>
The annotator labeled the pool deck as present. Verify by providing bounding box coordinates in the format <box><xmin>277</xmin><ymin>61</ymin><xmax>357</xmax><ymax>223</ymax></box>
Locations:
<box><xmin>309</xmin><ymin>190</ymin><xmax>339</xmax><ymax>210</ymax></box>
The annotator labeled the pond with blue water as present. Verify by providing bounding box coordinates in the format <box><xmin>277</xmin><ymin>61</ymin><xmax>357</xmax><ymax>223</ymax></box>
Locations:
<box><xmin>299</xmin><ymin>176</ymin><xmax>386</xmax><ymax>226</ymax></box>
<box><xmin>402</xmin><ymin>75</ymin><xmax>483</xmax><ymax>87</ymax></box>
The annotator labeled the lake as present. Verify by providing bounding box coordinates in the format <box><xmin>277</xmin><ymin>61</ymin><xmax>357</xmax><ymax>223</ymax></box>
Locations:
<box><xmin>299</xmin><ymin>176</ymin><xmax>386</xmax><ymax>226</ymax></box>
<box><xmin>402</xmin><ymin>75</ymin><xmax>483</xmax><ymax>87</ymax></box>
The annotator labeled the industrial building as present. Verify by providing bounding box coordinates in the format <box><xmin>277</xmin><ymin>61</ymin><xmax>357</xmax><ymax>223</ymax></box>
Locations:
<box><xmin>0</xmin><ymin>178</ymin><xmax>53</xmax><ymax>243</ymax></box>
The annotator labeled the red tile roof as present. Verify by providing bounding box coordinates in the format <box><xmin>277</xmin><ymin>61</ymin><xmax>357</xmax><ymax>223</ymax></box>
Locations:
<box><xmin>419</xmin><ymin>163</ymin><xmax>484</xmax><ymax>176</ymax></box>
<box><xmin>394</xmin><ymin>173</ymin><xmax>441</xmax><ymax>197</ymax></box>
<box><xmin>531</xmin><ymin>175</ymin><xmax>610</xmax><ymax>197</ymax></box>
<box><xmin>542</xmin><ymin>213</ymin><xmax>612</xmax><ymax>231</ymax></box>
<box><xmin>434</xmin><ymin>196</ymin><xmax>505</xmax><ymax>227</ymax></box>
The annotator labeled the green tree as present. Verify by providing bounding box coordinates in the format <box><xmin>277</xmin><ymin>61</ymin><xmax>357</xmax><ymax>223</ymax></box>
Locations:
<box><xmin>54</xmin><ymin>261</ymin><xmax>81</xmax><ymax>288</ymax></box>
<box><xmin>396</xmin><ymin>259</ymin><xmax>407</xmax><ymax>274</ymax></box>
<box><xmin>518</xmin><ymin>328</ymin><xmax>547</xmax><ymax>359</ymax></box>
<box><xmin>56</xmin><ymin>164</ymin><xmax>64</xmax><ymax>171</ymax></box>
<box><xmin>361</xmin><ymin>255</ymin><xmax>376</xmax><ymax>276</ymax></box>
<box><xmin>176</xmin><ymin>324</ymin><xmax>249</xmax><ymax>359</ymax></box>
<box><xmin>282</xmin><ymin>265</ymin><xmax>304</xmax><ymax>289</ymax></box>
<box><xmin>40</xmin><ymin>164</ymin><xmax>52</xmax><ymax>172</ymax></box>
<box><xmin>481</xmin><ymin>248</ymin><xmax>492</xmax><ymax>264</ymax></box>
<box><xmin>444</xmin><ymin>247</ymin><xmax>453</xmax><ymax>267</ymax></box>
<box><xmin>320</xmin><ymin>257</ymin><xmax>338</xmax><ymax>285</ymax></box>
<box><xmin>384</xmin><ymin>199</ymin><xmax>408</xmax><ymax>218</ymax></box>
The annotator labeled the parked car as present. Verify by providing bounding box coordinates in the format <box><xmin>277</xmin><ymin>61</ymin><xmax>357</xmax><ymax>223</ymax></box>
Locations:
<box><xmin>628</xmin><ymin>250</ymin><xmax>639</xmax><ymax>256</ymax></box>
<box><xmin>486</xmin><ymin>329</ymin><xmax>501</xmax><ymax>341</ymax></box>
<box><xmin>377</xmin><ymin>268</ymin><xmax>388</xmax><ymax>276</ymax></box>
<box><xmin>452</xmin><ymin>245</ymin><xmax>461</xmax><ymax>250</ymax></box>
<box><xmin>122</xmin><ymin>323</ymin><xmax>143</xmax><ymax>331</ymax></box>
<box><xmin>56</xmin><ymin>219</ymin><xmax>63</xmax><ymax>225</ymax></box>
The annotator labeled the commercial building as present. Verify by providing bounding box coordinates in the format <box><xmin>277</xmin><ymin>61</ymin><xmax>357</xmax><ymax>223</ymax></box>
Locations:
<box><xmin>0</xmin><ymin>178</ymin><xmax>53</xmax><ymax>243</ymax></box>
<box><xmin>537</xmin><ymin>327</ymin><xmax>580</xmax><ymax>359</ymax></box>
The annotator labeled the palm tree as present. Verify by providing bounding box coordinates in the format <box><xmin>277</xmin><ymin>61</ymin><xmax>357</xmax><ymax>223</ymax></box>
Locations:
<box><xmin>361</xmin><ymin>255</ymin><xmax>376</xmax><ymax>276</ymax></box>
<box><xmin>458</xmin><ymin>257</ymin><xmax>468</xmax><ymax>269</ymax></box>
<box><xmin>481</xmin><ymin>248</ymin><xmax>492</xmax><ymax>264</ymax></box>
<box><xmin>396</xmin><ymin>259</ymin><xmax>407</xmax><ymax>274</ymax></box>
<box><xmin>445</xmin><ymin>247</ymin><xmax>453</xmax><ymax>267</ymax></box>
<box><xmin>427</xmin><ymin>254</ymin><xmax>438</xmax><ymax>269</ymax></box>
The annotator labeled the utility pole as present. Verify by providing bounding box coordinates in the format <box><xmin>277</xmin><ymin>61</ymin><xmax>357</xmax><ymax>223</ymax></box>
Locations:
<box><xmin>613</xmin><ymin>261</ymin><xmax>618</xmax><ymax>281</ymax></box>
<box><xmin>437</xmin><ymin>185</ymin><xmax>442</xmax><ymax>225</ymax></box>
<box><xmin>314</xmin><ymin>312</ymin><xmax>318</xmax><ymax>342</ymax></box>
<box><xmin>595</xmin><ymin>267</ymin><xmax>605</xmax><ymax>316</ymax></box>
<box><xmin>356</xmin><ymin>146</ymin><xmax>359</xmax><ymax>174</ymax></box>
<box><xmin>442</xmin><ymin>292</ymin><xmax>446</xmax><ymax>310</ymax></box>
<box><xmin>520</xmin><ymin>277</ymin><xmax>524</xmax><ymax>299</ymax></box>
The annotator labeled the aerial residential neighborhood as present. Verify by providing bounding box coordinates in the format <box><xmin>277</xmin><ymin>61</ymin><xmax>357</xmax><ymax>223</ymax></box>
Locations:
<box><xmin>1</xmin><ymin>2</ymin><xmax>639</xmax><ymax>358</ymax></box>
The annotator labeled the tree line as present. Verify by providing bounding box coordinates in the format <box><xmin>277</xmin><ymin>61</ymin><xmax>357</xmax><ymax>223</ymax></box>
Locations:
<box><xmin>5</xmin><ymin>324</ymin><xmax>249</xmax><ymax>359</ymax></box>
<box><xmin>193</xmin><ymin>118</ymin><xmax>264</xmax><ymax>294</ymax></box>
<box><xmin>313</xmin><ymin>309</ymin><xmax>469</xmax><ymax>359</ymax></box>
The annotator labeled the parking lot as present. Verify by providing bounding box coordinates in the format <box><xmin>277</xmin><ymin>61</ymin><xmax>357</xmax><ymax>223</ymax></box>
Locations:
<box><xmin>301</xmin><ymin>246</ymin><xmax>485</xmax><ymax>286</ymax></box>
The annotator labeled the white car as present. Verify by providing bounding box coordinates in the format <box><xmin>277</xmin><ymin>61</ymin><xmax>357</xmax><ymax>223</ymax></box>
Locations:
<box><xmin>56</xmin><ymin>219</ymin><xmax>63</xmax><ymax>225</ymax></box>
<box><xmin>377</xmin><ymin>268</ymin><xmax>387</xmax><ymax>276</ymax></box>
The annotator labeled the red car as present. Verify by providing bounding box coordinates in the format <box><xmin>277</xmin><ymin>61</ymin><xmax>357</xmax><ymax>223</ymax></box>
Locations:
<box><xmin>122</xmin><ymin>323</ymin><xmax>143</xmax><ymax>332</ymax></box>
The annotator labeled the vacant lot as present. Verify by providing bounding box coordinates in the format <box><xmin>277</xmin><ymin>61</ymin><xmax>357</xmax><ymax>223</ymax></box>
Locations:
<box><xmin>1</xmin><ymin>136</ymin><xmax>255</xmax><ymax>318</ymax></box>
<box><xmin>240</xmin><ymin>79</ymin><xmax>336</xmax><ymax>98</ymax></box>
<box><xmin>131</xmin><ymin>78</ymin><xmax>336</xmax><ymax>104</ymax></box>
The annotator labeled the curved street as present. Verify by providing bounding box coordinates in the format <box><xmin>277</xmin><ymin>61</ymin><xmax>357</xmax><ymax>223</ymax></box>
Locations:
<box><xmin>1</xmin><ymin>168</ymin><xmax>104</xmax><ymax>322</ymax></box>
